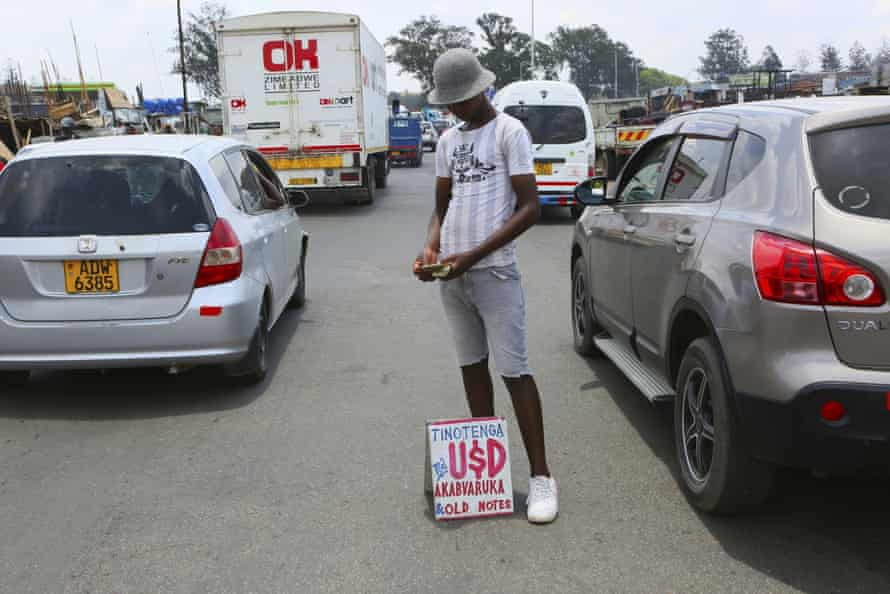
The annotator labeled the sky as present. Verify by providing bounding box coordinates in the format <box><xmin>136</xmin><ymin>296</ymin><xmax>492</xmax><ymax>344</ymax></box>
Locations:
<box><xmin>3</xmin><ymin>0</ymin><xmax>889</xmax><ymax>102</ymax></box>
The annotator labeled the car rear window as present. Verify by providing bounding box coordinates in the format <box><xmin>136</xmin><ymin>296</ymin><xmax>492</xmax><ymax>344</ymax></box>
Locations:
<box><xmin>810</xmin><ymin>124</ymin><xmax>890</xmax><ymax>220</ymax></box>
<box><xmin>504</xmin><ymin>105</ymin><xmax>587</xmax><ymax>144</ymax></box>
<box><xmin>0</xmin><ymin>155</ymin><xmax>212</xmax><ymax>237</ymax></box>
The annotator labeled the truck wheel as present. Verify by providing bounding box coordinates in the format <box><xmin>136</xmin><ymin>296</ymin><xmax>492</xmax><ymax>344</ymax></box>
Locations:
<box><xmin>362</xmin><ymin>159</ymin><xmax>376</xmax><ymax>205</ymax></box>
<box><xmin>674</xmin><ymin>337</ymin><xmax>775</xmax><ymax>514</ymax></box>
<box><xmin>375</xmin><ymin>155</ymin><xmax>388</xmax><ymax>189</ymax></box>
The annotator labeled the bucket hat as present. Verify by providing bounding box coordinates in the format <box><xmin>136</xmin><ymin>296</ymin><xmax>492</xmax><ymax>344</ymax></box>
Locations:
<box><xmin>427</xmin><ymin>49</ymin><xmax>496</xmax><ymax>105</ymax></box>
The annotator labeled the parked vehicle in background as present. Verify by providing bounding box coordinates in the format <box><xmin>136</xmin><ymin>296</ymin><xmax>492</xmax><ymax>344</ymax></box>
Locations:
<box><xmin>217</xmin><ymin>11</ymin><xmax>389</xmax><ymax>204</ymax></box>
<box><xmin>389</xmin><ymin>115</ymin><xmax>424</xmax><ymax>167</ymax></box>
<box><xmin>421</xmin><ymin>121</ymin><xmax>439</xmax><ymax>151</ymax></box>
<box><xmin>590</xmin><ymin>97</ymin><xmax>653</xmax><ymax>180</ymax></box>
<box><xmin>493</xmin><ymin>81</ymin><xmax>595</xmax><ymax>217</ymax></box>
<box><xmin>0</xmin><ymin>135</ymin><xmax>309</xmax><ymax>385</ymax></box>
<box><xmin>571</xmin><ymin>97</ymin><xmax>890</xmax><ymax>514</ymax></box>
<box><xmin>430</xmin><ymin>119</ymin><xmax>452</xmax><ymax>137</ymax></box>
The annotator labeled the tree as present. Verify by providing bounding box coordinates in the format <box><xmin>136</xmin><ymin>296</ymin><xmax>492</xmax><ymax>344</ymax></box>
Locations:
<box><xmin>638</xmin><ymin>67</ymin><xmax>688</xmax><ymax>96</ymax></box>
<box><xmin>698</xmin><ymin>28</ymin><xmax>750</xmax><ymax>81</ymax></box>
<box><xmin>387</xmin><ymin>16</ymin><xmax>474</xmax><ymax>92</ymax></box>
<box><xmin>171</xmin><ymin>1</ymin><xmax>228</xmax><ymax>99</ymax></box>
<box><xmin>757</xmin><ymin>45</ymin><xmax>783</xmax><ymax>70</ymax></box>
<box><xmin>848</xmin><ymin>41</ymin><xmax>871</xmax><ymax>71</ymax></box>
<box><xmin>476</xmin><ymin>13</ymin><xmax>558</xmax><ymax>85</ymax></box>
<box><xmin>795</xmin><ymin>50</ymin><xmax>812</xmax><ymax>73</ymax></box>
<box><xmin>874</xmin><ymin>39</ymin><xmax>890</xmax><ymax>69</ymax></box>
<box><xmin>550</xmin><ymin>25</ymin><xmax>642</xmax><ymax>99</ymax></box>
<box><xmin>820</xmin><ymin>44</ymin><xmax>842</xmax><ymax>72</ymax></box>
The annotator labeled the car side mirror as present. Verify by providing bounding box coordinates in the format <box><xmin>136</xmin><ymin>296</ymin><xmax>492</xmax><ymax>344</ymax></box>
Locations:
<box><xmin>288</xmin><ymin>190</ymin><xmax>310</xmax><ymax>209</ymax></box>
<box><xmin>574</xmin><ymin>176</ymin><xmax>610</xmax><ymax>206</ymax></box>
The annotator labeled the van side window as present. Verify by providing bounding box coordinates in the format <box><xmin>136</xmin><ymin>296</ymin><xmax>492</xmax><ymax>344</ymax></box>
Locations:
<box><xmin>662</xmin><ymin>137</ymin><xmax>729</xmax><ymax>202</ymax></box>
<box><xmin>725</xmin><ymin>131</ymin><xmax>766</xmax><ymax>195</ymax></box>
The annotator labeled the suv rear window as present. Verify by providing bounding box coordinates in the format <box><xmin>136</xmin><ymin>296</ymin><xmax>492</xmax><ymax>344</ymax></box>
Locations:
<box><xmin>0</xmin><ymin>156</ymin><xmax>212</xmax><ymax>237</ymax></box>
<box><xmin>504</xmin><ymin>105</ymin><xmax>587</xmax><ymax>144</ymax></box>
<box><xmin>810</xmin><ymin>124</ymin><xmax>890</xmax><ymax>220</ymax></box>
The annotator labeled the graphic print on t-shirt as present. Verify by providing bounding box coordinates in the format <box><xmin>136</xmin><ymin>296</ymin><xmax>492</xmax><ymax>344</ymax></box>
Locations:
<box><xmin>452</xmin><ymin>142</ymin><xmax>497</xmax><ymax>185</ymax></box>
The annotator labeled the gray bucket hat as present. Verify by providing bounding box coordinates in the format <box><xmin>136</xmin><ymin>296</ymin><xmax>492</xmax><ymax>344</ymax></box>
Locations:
<box><xmin>427</xmin><ymin>49</ymin><xmax>496</xmax><ymax>105</ymax></box>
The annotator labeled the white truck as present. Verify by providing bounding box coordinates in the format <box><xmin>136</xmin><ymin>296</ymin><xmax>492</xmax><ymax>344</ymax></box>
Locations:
<box><xmin>217</xmin><ymin>11</ymin><xmax>389</xmax><ymax>203</ymax></box>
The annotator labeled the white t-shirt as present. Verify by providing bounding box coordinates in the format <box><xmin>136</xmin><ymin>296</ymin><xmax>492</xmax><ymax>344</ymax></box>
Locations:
<box><xmin>436</xmin><ymin>113</ymin><xmax>535</xmax><ymax>269</ymax></box>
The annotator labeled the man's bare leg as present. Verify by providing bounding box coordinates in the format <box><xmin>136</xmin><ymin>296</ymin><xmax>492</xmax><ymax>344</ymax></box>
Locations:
<box><xmin>503</xmin><ymin>375</ymin><xmax>550</xmax><ymax>477</ymax></box>
<box><xmin>460</xmin><ymin>359</ymin><xmax>495</xmax><ymax>417</ymax></box>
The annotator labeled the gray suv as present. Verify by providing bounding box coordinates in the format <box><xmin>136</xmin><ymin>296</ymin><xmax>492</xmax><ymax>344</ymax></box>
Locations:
<box><xmin>571</xmin><ymin>97</ymin><xmax>890</xmax><ymax>514</ymax></box>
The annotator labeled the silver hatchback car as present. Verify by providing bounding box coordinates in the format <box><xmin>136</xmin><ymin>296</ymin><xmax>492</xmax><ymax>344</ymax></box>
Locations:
<box><xmin>571</xmin><ymin>97</ymin><xmax>890</xmax><ymax>513</ymax></box>
<box><xmin>0</xmin><ymin>135</ymin><xmax>308</xmax><ymax>384</ymax></box>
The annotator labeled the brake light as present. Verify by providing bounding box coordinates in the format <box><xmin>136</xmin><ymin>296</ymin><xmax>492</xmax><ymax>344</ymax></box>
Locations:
<box><xmin>195</xmin><ymin>218</ymin><xmax>242</xmax><ymax>288</ymax></box>
<box><xmin>753</xmin><ymin>231</ymin><xmax>884</xmax><ymax>306</ymax></box>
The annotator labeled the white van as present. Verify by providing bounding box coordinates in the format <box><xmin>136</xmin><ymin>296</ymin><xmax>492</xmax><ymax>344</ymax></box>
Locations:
<box><xmin>492</xmin><ymin>81</ymin><xmax>594</xmax><ymax>216</ymax></box>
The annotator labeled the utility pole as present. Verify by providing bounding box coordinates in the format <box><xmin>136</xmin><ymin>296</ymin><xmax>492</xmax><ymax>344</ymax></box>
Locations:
<box><xmin>94</xmin><ymin>44</ymin><xmax>104</xmax><ymax>81</ymax></box>
<box><xmin>530</xmin><ymin>0</ymin><xmax>536</xmax><ymax>79</ymax></box>
<box><xmin>614</xmin><ymin>50</ymin><xmax>619</xmax><ymax>98</ymax></box>
<box><xmin>177</xmin><ymin>0</ymin><xmax>190</xmax><ymax>133</ymax></box>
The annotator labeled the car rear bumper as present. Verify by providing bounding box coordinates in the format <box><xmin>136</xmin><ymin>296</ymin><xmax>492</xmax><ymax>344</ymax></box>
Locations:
<box><xmin>0</xmin><ymin>277</ymin><xmax>262</xmax><ymax>371</ymax></box>
<box><xmin>538</xmin><ymin>192</ymin><xmax>576</xmax><ymax>206</ymax></box>
<box><xmin>737</xmin><ymin>383</ymin><xmax>890</xmax><ymax>471</ymax></box>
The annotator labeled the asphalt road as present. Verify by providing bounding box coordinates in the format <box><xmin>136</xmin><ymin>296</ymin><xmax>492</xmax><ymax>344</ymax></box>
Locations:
<box><xmin>1</xmin><ymin>157</ymin><xmax>889</xmax><ymax>594</ymax></box>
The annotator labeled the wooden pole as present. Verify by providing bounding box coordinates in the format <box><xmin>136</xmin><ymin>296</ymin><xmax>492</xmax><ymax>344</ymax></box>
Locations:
<box><xmin>177</xmin><ymin>0</ymin><xmax>190</xmax><ymax>133</ymax></box>
<box><xmin>4</xmin><ymin>96</ymin><xmax>22</xmax><ymax>151</ymax></box>
<box><xmin>70</xmin><ymin>20</ymin><xmax>90</xmax><ymax>110</ymax></box>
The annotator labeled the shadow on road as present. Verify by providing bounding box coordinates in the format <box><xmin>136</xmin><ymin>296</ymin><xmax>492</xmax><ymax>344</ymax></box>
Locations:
<box><xmin>581</xmin><ymin>355</ymin><xmax>890</xmax><ymax>591</ymax></box>
<box><xmin>537</xmin><ymin>206</ymin><xmax>577</xmax><ymax>225</ymax></box>
<box><xmin>0</xmin><ymin>307</ymin><xmax>307</xmax><ymax>422</ymax></box>
<box><xmin>296</xmin><ymin>187</ymin><xmax>391</xmax><ymax>218</ymax></box>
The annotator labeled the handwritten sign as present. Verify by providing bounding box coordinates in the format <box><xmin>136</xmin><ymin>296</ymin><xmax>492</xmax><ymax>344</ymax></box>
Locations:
<box><xmin>426</xmin><ymin>417</ymin><xmax>514</xmax><ymax>521</ymax></box>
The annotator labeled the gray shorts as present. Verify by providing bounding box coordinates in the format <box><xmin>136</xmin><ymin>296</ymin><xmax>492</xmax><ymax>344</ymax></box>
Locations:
<box><xmin>439</xmin><ymin>263</ymin><xmax>532</xmax><ymax>378</ymax></box>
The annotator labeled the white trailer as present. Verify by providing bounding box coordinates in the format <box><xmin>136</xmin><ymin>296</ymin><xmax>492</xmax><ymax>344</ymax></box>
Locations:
<box><xmin>217</xmin><ymin>11</ymin><xmax>389</xmax><ymax>203</ymax></box>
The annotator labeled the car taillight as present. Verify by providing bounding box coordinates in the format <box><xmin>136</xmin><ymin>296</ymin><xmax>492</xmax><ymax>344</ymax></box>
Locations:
<box><xmin>753</xmin><ymin>231</ymin><xmax>884</xmax><ymax>307</ymax></box>
<box><xmin>195</xmin><ymin>218</ymin><xmax>242</xmax><ymax>288</ymax></box>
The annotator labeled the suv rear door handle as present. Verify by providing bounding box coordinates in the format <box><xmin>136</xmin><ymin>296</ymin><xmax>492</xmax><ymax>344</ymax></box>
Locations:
<box><xmin>675</xmin><ymin>232</ymin><xmax>696</xmax><ymax>247</ymax></box>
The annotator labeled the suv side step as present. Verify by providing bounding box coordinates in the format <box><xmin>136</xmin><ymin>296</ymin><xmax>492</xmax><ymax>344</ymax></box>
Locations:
<box><xmin>594</xmin><ymin>336</ymin><xmax>675</xmax><ymax>402</ymax></box>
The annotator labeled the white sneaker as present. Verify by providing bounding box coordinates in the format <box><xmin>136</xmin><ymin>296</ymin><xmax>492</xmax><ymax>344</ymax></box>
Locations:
<box><xmin>527</xmin><ymin>476</ymin><xmax>558</xmax><ymax>524</ymax></box>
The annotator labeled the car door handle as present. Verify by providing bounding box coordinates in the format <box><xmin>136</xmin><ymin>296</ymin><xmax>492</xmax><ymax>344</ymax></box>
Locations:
<box><xmin>674</xmin><ymin>233</ymin><xmax>697</xmax><ymax>247</ymax></box>
<box><xmin>623</xmin><ymin>225</ymin><xmax>637</xmax><ymax>235</ymax></box>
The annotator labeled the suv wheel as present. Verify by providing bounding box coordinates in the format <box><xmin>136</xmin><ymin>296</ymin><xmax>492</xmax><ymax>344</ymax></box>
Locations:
<box><xmin>674</xmin><ymin>337</ymin><xmax>774</xmax><ymax>514</ymax></box>
<box><xmin>572</xmin><ymin>256</ymin><xmax>600</xmax><ymax>356</ymax></box>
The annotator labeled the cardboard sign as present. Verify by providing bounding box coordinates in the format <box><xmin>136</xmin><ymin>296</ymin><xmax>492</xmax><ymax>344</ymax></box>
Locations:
<box><xmin>426</xmin><ymin>417</ymin><xmax>514</xmax><ymax>521</ymax></box>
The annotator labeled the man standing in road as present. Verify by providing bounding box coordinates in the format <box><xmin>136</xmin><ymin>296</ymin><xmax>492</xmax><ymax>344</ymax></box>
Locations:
<box><xmin>413</xmin><ymin>49</ymin><xmax>557</xmax><ymax>524</ymax></box>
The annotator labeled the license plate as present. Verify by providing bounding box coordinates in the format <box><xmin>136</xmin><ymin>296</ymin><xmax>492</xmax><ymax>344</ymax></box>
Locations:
<box><xmin>534</xmin><ymin>162</ymin><xmax>553</xmax><ymax>176</ymax></box>
<box><xmin>288</xmin><ymin>177</ymin><xmax>316</xmax><ymax>186</ymax></box>
<box><xmin>64</xmin><ymin>260</ymin><xmax>120</xmax><ymax>294</ymax></box>
<box><xmin>269</xmin><ymin>155</ymin><xmax>344</xmax><ymax>170</ymax></box>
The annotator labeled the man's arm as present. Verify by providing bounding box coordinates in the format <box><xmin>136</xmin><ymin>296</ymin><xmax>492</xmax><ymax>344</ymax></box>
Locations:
<box><xmin>414</xmin><ymin>176</ymin><xmax>453</xmax><ymax>281</ymax></box>
<box><xmin>440</xmin><ymin>173</ymin><xmax>540</xmax><ymax>277</ymax></box>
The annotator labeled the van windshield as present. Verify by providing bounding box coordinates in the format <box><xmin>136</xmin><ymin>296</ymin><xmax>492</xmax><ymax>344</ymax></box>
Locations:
<box><xmin>810</xmin><ymin>124</ymin><xmax>890</xmax><ymax>221</ymax></box>
<box><xmin>504</xmin><ymin>105</ymin><xmax>586</xmax><ymax>145</ymax></box>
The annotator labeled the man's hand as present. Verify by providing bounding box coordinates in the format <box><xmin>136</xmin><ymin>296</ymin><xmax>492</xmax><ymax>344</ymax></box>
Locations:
<box><xmin>413</xmin><ymin>245</ymin><xmax>440</xmax><ymax>282</ymax></box>
<box><xmin>439</xmin><ymin>250</ymin><xmax>480</xmax><ymax>281</ymax></box>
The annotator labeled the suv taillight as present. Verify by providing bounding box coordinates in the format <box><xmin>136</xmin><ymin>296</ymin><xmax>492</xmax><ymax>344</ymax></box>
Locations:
<box><xmin>195</xmin><ymin>218</ymin><xmax>242</xmax><ymax>288</ymax></box>
<box><xmin>753</xmin><ymin>231</ymin><xmax>884</xmax><ymax>307</ymax></box>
